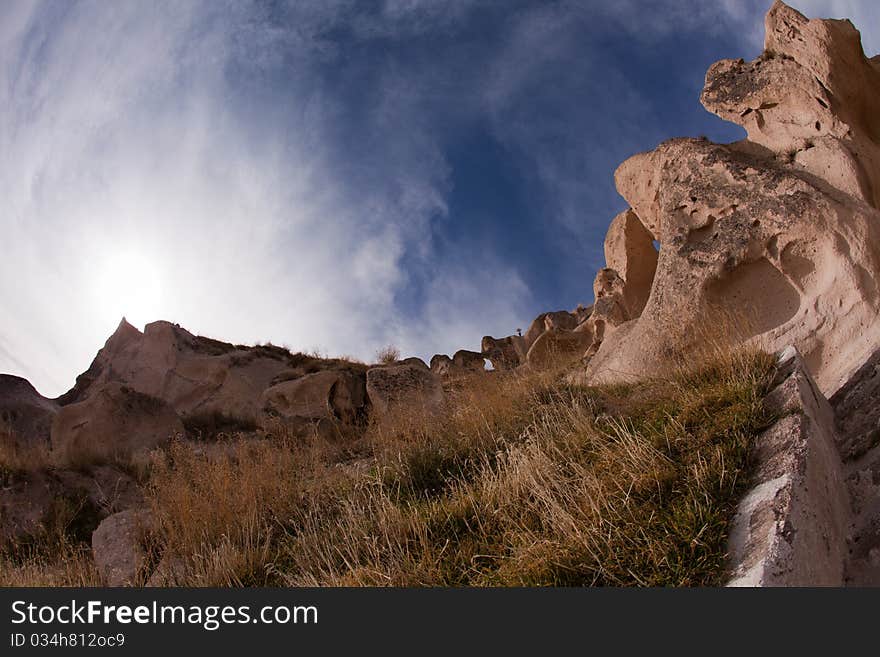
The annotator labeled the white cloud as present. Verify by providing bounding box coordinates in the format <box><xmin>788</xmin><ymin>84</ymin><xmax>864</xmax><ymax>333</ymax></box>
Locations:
<box><xmin>0</xmin><ymin>0</ymin><xmax>479</xmax><ymax>395</ymax></box>
<box><xmin>1</xmin><ymin>0</ymin><xmax>877</xmax><ymax>397</ymax></box>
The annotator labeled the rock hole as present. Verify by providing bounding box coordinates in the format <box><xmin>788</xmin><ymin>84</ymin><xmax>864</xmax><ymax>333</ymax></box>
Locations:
<box><xmin>484</xmin><ymin>359</ymin><xmax>495</xmax><ymax>371</ymax></box>
<box><xmin>815</xmin><ymin>121</ymin><xmax>821</xmax><ymax>131</ymax></box>
<box><xmin>816</xmin><ymin>97</ymin><xmax>828</xmax><ymax>109</ymax></box>
<box><xmin>780</xmin><ymin>241</ymin><xmax>816</xmax><ymax>288</ymax></box>
<box><xmin>687</xmin><ymin>216</ymin><xmax>716</xmax><ymax>244</ymax></box>
<box><xmin>652</xmin><ymin>240</ymin><xmax>660</xmax><ymax>252</ymax></box>
<box><xmin>815</xmin><ymin>77</ymin><xmax>833</xmax><ymax>98</ymax></box>
<box><xmin>705</xmin><ymin>258</ymin><xmax>801</xmax><ymax>338</ymax></box>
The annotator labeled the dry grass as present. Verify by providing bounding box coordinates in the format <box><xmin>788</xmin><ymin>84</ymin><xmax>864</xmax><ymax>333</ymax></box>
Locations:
<box><xmin>375</xmin><ymin>345</ymin><xmax>402</xmax><ymax>364</ymax></box>
<box><xmin>0</xmin><ymin>432</ymin><xmax>52</xmax><ymax>474</ymax></box>
<box><xmin>271</xmin><ymin>347</ymin><xmax>777</xmax><ymax>586</ymax></box>
<box><xmin>1</xmin><ymin>341</ymin><xmax>778</xmax><ymax>587</ymax></box>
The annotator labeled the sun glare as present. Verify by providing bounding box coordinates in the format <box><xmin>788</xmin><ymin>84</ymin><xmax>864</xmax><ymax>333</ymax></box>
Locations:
<box><xmin>93</xmin><ymin>250</ymin><xmax>164</xmax><ymax>330</ymax></box>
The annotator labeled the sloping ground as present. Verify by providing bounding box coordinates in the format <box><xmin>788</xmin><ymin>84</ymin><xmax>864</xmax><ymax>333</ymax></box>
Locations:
<box><xmin>1</xmin><ymin>347</ymin><xmax>780</xmax><ymax>586</ymax></box>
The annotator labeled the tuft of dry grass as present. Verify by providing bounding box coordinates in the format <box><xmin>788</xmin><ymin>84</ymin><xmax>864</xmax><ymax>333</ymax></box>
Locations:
<box><xmin>375</xmin><ymin>345</ymin><xmax>402</xmax><ymax>364</ymax></box>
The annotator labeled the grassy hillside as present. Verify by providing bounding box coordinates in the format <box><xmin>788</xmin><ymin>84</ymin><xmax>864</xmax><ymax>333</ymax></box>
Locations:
<box><xmin>1</xmin><ymin>348</ymin><xmax>778</xmax><ymax>586</ymax></box>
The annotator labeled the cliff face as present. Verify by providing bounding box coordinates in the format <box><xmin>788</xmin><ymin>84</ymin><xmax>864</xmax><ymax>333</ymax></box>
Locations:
<box><xmin>582</xmin><ymin>1</ymin><xmax>880</xmax><ymax>396</ymax></box>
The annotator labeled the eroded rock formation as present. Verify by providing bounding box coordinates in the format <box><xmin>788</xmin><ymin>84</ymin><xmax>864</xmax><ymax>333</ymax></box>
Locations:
<box><xmin>52</xmin><ymin>382</ymin><xmax>184</xmax><ymax>465</ymax></box>
<box><xmin>365</xmin><ymin>360</ymin><xmax>444</xmax><ymax>418</ymax></box>
<box><xmin>584</xmin><ymin>0</ymin><xmax>880</xmax><ymax>395</ymax></box>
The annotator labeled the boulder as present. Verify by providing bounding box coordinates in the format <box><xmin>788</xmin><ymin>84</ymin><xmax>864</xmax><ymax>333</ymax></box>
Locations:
<box><xmin>522</xmin><ymin>311</ymin><xmax>578</xmax><ymax>350</ymax></box>
<box><xmin>261</xmin><ymin>370</ymin><xmax>366</xmax><ymax>426</ymax></box>
<box><xmin>366</xmin><ymin>362</ymin><xmax>444</xmax><ymax>418</ymax></box>
<box><xmin>51</xmin><ymin>382</ymin><xmax>184</xmax><ymax>465</ymax></box>
<box><xmin>91</xmin><ymin>509</ymin><xmax>152</xmax><ymax>586</ymax></box>
<box><xmin>526</xmin><ymin>329</ymin><xmax>591</xmax><ymax>370</ymax></box>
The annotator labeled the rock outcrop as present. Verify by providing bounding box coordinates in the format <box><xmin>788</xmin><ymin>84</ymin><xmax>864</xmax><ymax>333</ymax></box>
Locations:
<box><xmin>261</xmin><ymin>370</ymin><xmax>367</xmax><ymax>429</ymax></box>
<box><xmin>828</xmin><ymin>345</ymin><xmax>880</xmax><ymax>584</ymax></box>
<box><xmin>366</xmin><ymin>360</ymin><xmax>444</xmax><ymax>418</ymax></box>
<box><xmin>58</xmin><ymin>319</ymin><xmax>296</xmax><ymax>422</ymax></box>
<box><xmin>0</xmin><ymin>467</ymin><xmax>133</xmax><ymax>548</ymax></box>
<box><xmin>91</xmin><ymin>509</ymin><xmax>152</xmax><ymax>586</ymax></box>
<box><xmin>51</xmin><ymin>382</ymin><xmax>184</xmax><ymax>464</ymax></box>
<box><xmin>0</xmin><ymin>374</ymin><xmax>58</xmax><ymax>447</ymax></box>
<box><xmin>583</xmin><ymin>1</ymin><xmax>880</xmax><ymax>396</ymax></box>
<box><xmin>429</xmin><ymin>350</ymin><xmax>485</xmax><ymax>377</ymax></box>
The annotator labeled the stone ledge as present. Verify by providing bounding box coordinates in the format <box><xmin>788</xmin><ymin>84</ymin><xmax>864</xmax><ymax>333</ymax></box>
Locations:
<box><xmin>726</xmin><ymin>346</ymin><xmax>851</xmax><ymax>586</ymax></box>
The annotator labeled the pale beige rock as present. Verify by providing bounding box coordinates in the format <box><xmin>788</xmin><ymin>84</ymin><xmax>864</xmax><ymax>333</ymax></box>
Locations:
<box><xmin>366</xmin><ymin>362</ymin><xmax>444</xmax><ymax>418</ymax></box>
<box><xmin>58</xmin><ymin>320</ymin><xmax>297</xmax><ymax>423</ymax></box>
<box><xmin>522</xmin><ymin>311</ymin><xmax>578</xmax><ymax>350</ymax></box>
<box><xmin>585</xmin><ymin>3</ymin><xmax>880</xmax><ymax>394</ymax></box>
<box><xmin>51</xmin><ymin>382</ymin><xmax>184</xmax><ymax>465</ymax></box>
<box><xmin>430</xmin><ymin>351</ymin><xmax>485</xmax><ymax>377</ymax></box>
<box><xmin>91</xmin><ymin>509</ymin><xmax>152</xmax><ymax>586</ymax></box>
<box><xmin>702</xmin><ymin>1</ymin><xmax>880</xmax><ymax>209</ymax></box>
<box><xmin>604</xmin><ymin>209</ymin><xmax>658</xmax><ymax>317</ymax></box>
<box><xmin>261</xmin><ymin>370</ymin><xmax>366</xmax><ymax>425</ymax></box>
<box><xmin>526</xmin><ymin>329</ymin><xmax>592</xmax><ymax>370</ymax></box>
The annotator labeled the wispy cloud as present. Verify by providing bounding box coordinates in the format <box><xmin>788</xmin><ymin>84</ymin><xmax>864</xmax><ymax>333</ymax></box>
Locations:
<box><xmin>1</xmin><ymin>0</ymin><xmax>875</xmax><ymax>396</ymax></box>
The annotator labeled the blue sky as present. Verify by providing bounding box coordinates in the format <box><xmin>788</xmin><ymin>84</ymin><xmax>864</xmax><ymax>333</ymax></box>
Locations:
<box><xmin>1</xmin><ymin>0</ymin><xmax>878</xmax><ymax>396</ymax></box>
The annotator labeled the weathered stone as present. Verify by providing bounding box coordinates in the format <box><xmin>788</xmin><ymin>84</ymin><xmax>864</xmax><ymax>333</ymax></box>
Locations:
<box><xmin>604</xmin><ymin>209</ymin><xmax>658</xmax><ymax>318</ymax></box>
<box><xmin>366</xmin><ymin>363</ymin><xmax>444</xmax><ymax>417</ymax></box>
<box><xmin>51</xmin><ymin>382</ymin><xmax>184</xmax><ymax>465</ymax></box>
<box><xmin>526</xmin><ymin>329</ymin><xmax>591</xmax><ymax>370</ymax></box>
<box><xmin>452</xmin><ymin>350</ymin><xmax>485</xmax><ymax>372</ymax></box>
<box><xmin>584</xmin><ymin>2</ymin><xmax>880</xmax><ymax>395</ymax></box>
<box><xmin>261</xmin><ymin>370</ymin><xmax>366</xmax><ymax>426</ymax></box>
<box><xmin>429</xmin><ymin>354</ymin><xmax>454</xmax><ymax>376</ymax></box>
<box><xmin>727</xmin><ymin>347</ymin><xmax>851</xmax><ymax>586</ymax></box>
<box><xmin>91</xmin><ymin>509</ymin><xmax>152</xmax><ymax>586</ymax></box>
<box><xmin>481</xmin><ymin>335</ymin><xmax>527</xmax><ymax>370</ymax></box>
